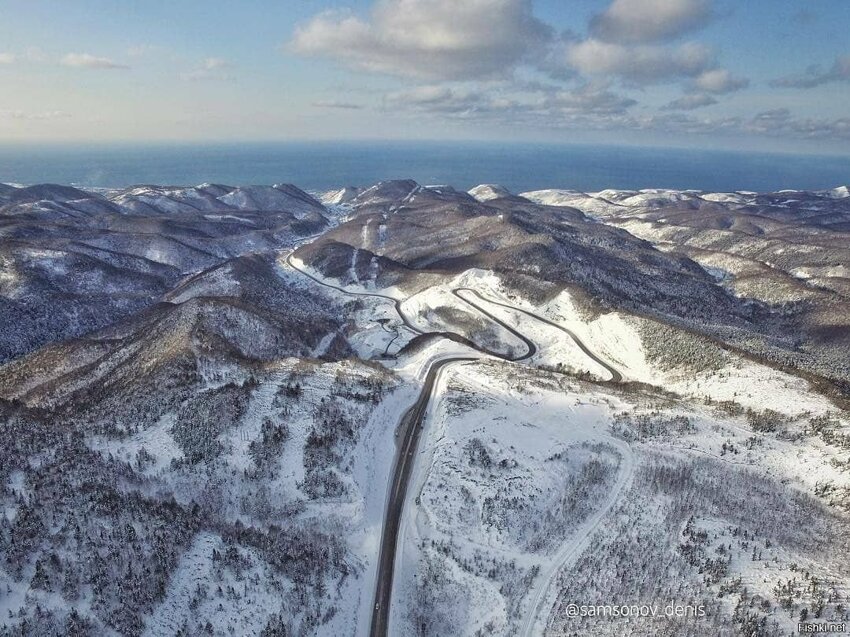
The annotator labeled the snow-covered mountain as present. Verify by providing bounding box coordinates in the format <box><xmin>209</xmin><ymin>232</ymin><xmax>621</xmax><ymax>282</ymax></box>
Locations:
<box><xmin>1</xmin><ymin>180</ymin><xmax>848</xmax><ymax>636</ymax></box>
<box><xmin>0</xmin><ymin>182</ymin><xmax>329</xmax><ymax>363</ymax></box>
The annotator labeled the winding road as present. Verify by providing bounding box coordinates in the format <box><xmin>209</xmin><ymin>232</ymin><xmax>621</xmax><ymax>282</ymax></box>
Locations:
<box><xmin>450</xmin><ymin>288</ymin><xmax>536</xmax><ymax>362</ymax></box>
<box><xmin>455</xmin><ymin>288</ymin><xmax>622</xmax><ymax>382</ymax></box>
<box><xmin>285</xmin><ymin>253</ymin><xmax>423</xmax><ymax>335</ymax></box>
<box><xmin>284</xmin><ymin>252</ymin><xmax>623</xmax><ymax>637</ymax></box>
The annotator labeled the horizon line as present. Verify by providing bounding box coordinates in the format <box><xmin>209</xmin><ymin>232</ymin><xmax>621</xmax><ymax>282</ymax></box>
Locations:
<box><xmin>0</xmin><ymin>138</ymin><xmax>849</xmax><ymax>160</ymax></box>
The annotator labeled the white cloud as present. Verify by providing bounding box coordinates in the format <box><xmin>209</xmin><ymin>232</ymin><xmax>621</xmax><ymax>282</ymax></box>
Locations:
<box><xmin>290</xmin><ymin>0</ymin><xmax>552</xmax><ymax>80</ymax></box>
<box><xmin>181</xmin><ymin>58</ymin><xmax>234</xmax><ymax>81</ymax></box>
<box><xmin>771</xmin><ymin>54</ymin><xmax>850</xmax><ymax>89</ymax></box>
<box><xmin>23</xmin><ymin>48</ymin><xmax>48</xmax><ymax>63</ymax></box>
<box><xmin>635</xmin><ymin>109</ymin><xmax>850</xmax><ymax>140</ymax></box>
<box><xmin>386</xmin><ymin>81</ymin><xmax>637</xmax><ymax>121</ymax></box>
<box><xmin>632</xmin><ymin>111</ymin><xmax>740</xmax><ymax>135</ymax></box>
<box><xmin>0</xmin><ymin>49</ymin><xmax>51</xmax><ymax>65</ymax></box>
<box><xmin>387</xmin><ymin>85</ymin><xmax>487</xmax><ymax>114</ymax></box>
<box><xmin>565</xmin><ymin>39</ymin><xmax>714</xmax><ymax>83</ymax></box>
<box><xmin>202</xmin><ymin>57</ymin><xmax>229</xmax><ymax>71</ymax></box>
<box><xmin>312</xmin><ymin>100</ymin><xmax>363</xmax><ymax>109</ymax></box>
<box><xmin>694</xmin><ymin>68</ymin><xmax>748</xmax><ymax>93</ymax></box>
<box><xmin>60</xmin><ymin>53</ymin><xmax>128</xmax><ymax>70</ymax></box>
<box><xmin>541</xmin><ymin>83</ymin><xmax>638</xmax><ymax>115</ymax></box>
<box><xmin>662</xmin><ymin>93</ymin><xmax>717</xmax><ymax>110</ymax></box>
<box><xmin>1</xmin><ymin>109</ymin><xmax>70</xmax><ymax>120</ymax></box>
<box><xmin>744</xmin><ymin>108</ymin><xmax>850</xmax><ymax>138</ymax></box>
<box><xmin>384</xmin><ymin>82</ymin><xmax>849</xmax><ymax>142</ymax></box>
<box><xmin>590</xmin><ymin>0</ymin><xmax>712</xmax><ymax>44</ymax></box>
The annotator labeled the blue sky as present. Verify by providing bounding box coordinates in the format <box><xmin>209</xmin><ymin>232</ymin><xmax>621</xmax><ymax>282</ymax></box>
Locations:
<box><xmin>0</xmin><ymin>0</ymin><xmax>848</xmax><ymax>153</ymax></box>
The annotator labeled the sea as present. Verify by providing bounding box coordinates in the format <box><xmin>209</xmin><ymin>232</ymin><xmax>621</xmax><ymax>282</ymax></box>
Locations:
<box><xmin>0</xmin><ymin>141</ymin><xmax>847</xmax><ymax>194</ymax></box>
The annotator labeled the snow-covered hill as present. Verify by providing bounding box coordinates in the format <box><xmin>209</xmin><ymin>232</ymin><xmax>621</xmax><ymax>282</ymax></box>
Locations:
<box><xmin>1</xmin><ymin>179</ymin><xmax>849</xmax><ymax>636</ymax></box>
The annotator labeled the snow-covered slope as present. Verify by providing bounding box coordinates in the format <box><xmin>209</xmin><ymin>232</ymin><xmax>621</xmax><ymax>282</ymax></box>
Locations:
<box><xmin>2</xmin><ymin>179</ymin><xmax>849</xmax><ymax>637</ymax></box>
<box><xmin>468</xmin><ymin>183</ymin><xmax>514</xmax><ymax>202</ymax></box>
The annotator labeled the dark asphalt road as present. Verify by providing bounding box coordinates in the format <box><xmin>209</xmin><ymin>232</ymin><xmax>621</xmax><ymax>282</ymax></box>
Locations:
<box><xmin>368</xmin><ymin>355</ymin><xmax>475</xmax><ymax>637</ymax></box>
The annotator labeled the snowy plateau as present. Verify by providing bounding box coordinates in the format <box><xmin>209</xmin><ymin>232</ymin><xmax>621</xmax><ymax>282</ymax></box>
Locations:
<box><xmin>0</xmin><ymin>179</ymin><xmax>849</xmax><ymax>637</ymax></box>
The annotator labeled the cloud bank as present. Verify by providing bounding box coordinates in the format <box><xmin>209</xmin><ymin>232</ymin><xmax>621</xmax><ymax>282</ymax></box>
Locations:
<box><xmin>772</xmin><ymin>55</ymin><xmax>850</xmax><ymax>89</ymax></box>
<box><xmin>290</xmin><ymin>0</ymin><xmax>552</xmax><ymax>80</ymax></box>
<box><xmin>564</xmin><ymin>40</ymin><xmax>714</xmax><ymax>83</ymax></box>
<box><xmin>60</xmin><ymin>53</ymin><xmax>128</xmax><ymax>70</ymax></box>
<box><xmin>663</xmin><ymin>93</ymin><xmax>717</xmax><ymax>110</ymax></box>
<box><xmin>287</xmin><ymin>0</ymin><xmax>846</xmax><ymax>144</ymax></box>
<box><xmin>589</xmin><ymin>0</ymin><xmax>712</xmax><ymax>44</ymax></box>
<box><xmin>694</xmin><ymin>68</ymin><xmax>749</xmax><ymax>94</ymax></box>
<box><xmin>181</xmin><ymin>57</ymin><xmax>234</xmax><ymax>81</ymax></box>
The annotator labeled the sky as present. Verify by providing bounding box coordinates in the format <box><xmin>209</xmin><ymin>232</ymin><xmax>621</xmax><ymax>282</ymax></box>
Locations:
<box><xmin>0</xmin><ymin>0</ymin><xmax>848</xmax><ymax>154</ymax></box>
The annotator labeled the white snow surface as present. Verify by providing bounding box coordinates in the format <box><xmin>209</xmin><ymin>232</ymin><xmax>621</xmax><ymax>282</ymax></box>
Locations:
<box><xmin>143</xmin><ymin>532</ymin><xmax>283</xmax><ymax>636</ymax></box>
<box><xmin>468</xmin><ymin>184</ymin><xmax>513</xmax><ymax>202</ymax></box>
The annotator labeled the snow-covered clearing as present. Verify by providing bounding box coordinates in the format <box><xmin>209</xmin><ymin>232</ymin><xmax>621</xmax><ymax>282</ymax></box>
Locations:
<box><xmin>392</xmin><ymin>360</ymin><xmax>634</xmax><ymax>636</ymax></box>
<box><xmin>143</xmin><ymin>531</ymin><xmax>284</xmax><ymax>636</ymax></box>
<box><xmin>88</xmin><ymin>411</ymin><xmax>183</xmax><ymax>476</ymax></box>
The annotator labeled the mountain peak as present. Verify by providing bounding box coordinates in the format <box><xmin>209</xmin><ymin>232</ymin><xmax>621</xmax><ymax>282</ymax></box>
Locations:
<box><xmin>468</xmin><ymin>184</ymin><xmax>513</xmax><ymax>202</ymax></box>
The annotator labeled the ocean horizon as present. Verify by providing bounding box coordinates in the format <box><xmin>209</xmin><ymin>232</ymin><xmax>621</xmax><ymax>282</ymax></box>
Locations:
<box><xmin>0</xmin><ymin>141</ymin><xmax>848</xmax><ymax>194</ymax></box>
